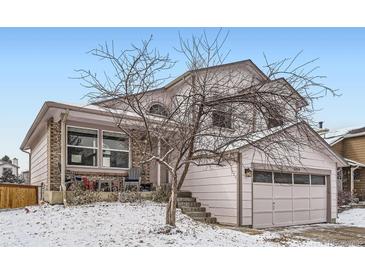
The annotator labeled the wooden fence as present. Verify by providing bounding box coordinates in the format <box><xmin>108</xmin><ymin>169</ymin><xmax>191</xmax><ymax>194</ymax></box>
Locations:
<box><xmin>0</xmin><ymin>184</ymin><xmax>38</xmax><ymax>209</ymax></box>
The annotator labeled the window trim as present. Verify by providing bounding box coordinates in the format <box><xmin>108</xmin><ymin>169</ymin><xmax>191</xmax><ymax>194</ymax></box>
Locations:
<box><xmin>212</xmin><ymin>109</ymin><xmax>233</xmax><ymax>129</ymax></box>
<box><xmin>273</xmin><ymin>172</ymin><xmax>293</xmax><ymax>185</ymax></box>
<box><xmin>66</xmin><ymin>125</ymin><xmax>99</xmax><ymax>168</ymax></box>
<box><xmin>253</xmin><ymin>170</ymin><xmax>273</xmax><ymax>184</ymax></box>
<box><xmin>101</xmin><ymin>130</ymin><xmax>130</xmax><ymax>169</ymax></box>
<box><xmin>310</xmin><ymin>174</ymin><xmax>327</xmax><ymax>186</ymax></box>
<box><xmin>253</xmin><ymin>169</ymin><xmax>328</xmax><ymax>186</ymax></box>
<box><xmin>148</xmin><ymin>103</ymin><xmax>169</xmax><ymax>117</ymax></box>
<box><xmin>293</xmin><ymin>174</ymin><xmax>310</xmax><ymax>185</ymax></box>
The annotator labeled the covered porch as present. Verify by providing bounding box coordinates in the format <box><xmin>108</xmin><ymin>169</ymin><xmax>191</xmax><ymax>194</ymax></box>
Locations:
<box><xmin>339</xmin><ymin>158</ymin><xmax>365</xmax><ymax>201</ymax></box>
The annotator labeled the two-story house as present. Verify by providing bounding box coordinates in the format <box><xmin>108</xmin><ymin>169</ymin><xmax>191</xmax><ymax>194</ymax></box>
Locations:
<box><xmin>326</xmin><ymin>127</ymin><xmax>365</xmax><ymax>201</ymax></box>
<box><xmin>20</xmin><ymin>60</ymin><xmax>346</xmax><ymax>228</ymax></box>
<box><xmin>0</xmin><ymin>158</ymin><xmax>19</xmax><ymax>178</ymax></box>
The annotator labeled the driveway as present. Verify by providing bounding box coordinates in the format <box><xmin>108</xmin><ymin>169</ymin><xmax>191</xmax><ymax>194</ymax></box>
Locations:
<box><xmin>267</xmin><ymin>224</ymin><xmax>365</xmax><ymax>246</ymax></box>
<box><xmin>232</xmin><ymin>224</ymin><xmax>365</xmax><ymax>246</ymax></box>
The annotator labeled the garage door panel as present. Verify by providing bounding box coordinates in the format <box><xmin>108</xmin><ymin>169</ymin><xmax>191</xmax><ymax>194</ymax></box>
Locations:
<box><xmin>293</xmin><ymin>210</ymin><xmax>310</xmax><ymax>223</ymax></box>
<box><xmin>253</xmin><ymin>212</ymin><xmax>273</xmax><ymax>228</ymax></box>
<box><xmin>274</xmin><ymin>199</ymin><xmax>292</xmax><ymax>211</ymax></box>
<box><xmin>273</xmin><ymin>185</ymin><xmax>292</xmax><ymax>198</ymax></box>
<box><xmin>310</xmin><ymin>198</ymin><xmax>326</xmax><ymax>210</ymax></box>
<box><xmin>293</xmin><ymin>198</ymin><xmax>310</xmax><ymax>211</ymax></box>
<box><xmin>310</xmin><ymin>186</ymin><xmax>326</xmax><ymax>198</ymax></box>
<box><xmin>310</xmin><ymin>209</ymin><xmax>326</xmax><ymax>222</ymax></box>
<box><xmin>293</xmin><ymin>186</ymin><xmax>310</xmax><ymax>198</ymax></box>
<box><xmin>253</xmin><ymin>199</ymin><xmax>272</xmax><ymax>212</ymax></box>
<box><xmin>273</xmin><ymin>211</ymin><xmax>292</xmax><ymax>226</ymax></box>
<box><xmin>253</xmin><ymin>184</ymin><xmax>272</xmax><ymax>199</ymax></box>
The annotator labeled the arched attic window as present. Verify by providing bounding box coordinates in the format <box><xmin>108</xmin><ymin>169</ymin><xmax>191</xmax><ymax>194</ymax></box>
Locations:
<box><xmin>148</xmin><ymin>103</ymin><xmax>168</xmax><ymax>117</ymax></box>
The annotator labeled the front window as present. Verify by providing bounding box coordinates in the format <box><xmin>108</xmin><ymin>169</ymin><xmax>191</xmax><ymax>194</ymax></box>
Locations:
<box><xmin>212</xmin><ymin>110</ymin><xmax>232</xmax><ymax>129</ymax></box>
<box><xmin>67</xmin><ymin>127</ymin><xmax>98</xmax><ymax>166</ymax></box>
<box><xmin>102</xmin><ymin>131</ymin><xmax>129</xmax><ymax>168</ymax></box>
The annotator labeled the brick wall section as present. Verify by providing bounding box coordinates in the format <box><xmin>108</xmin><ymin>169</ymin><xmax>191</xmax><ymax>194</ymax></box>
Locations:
<box><xmin>46</xmin><ymin>120</ymin><xmax>151</xmax><ymax>191</ymax></box>
<box><xmin>131</xmin><ymin>139</ymin><xmax>150</xmax><ymax>184</ymax></box>
<box><xmin>47</xmin><ymin>118</ymin><xmax>61</xmax><ymax>191</ymax></box>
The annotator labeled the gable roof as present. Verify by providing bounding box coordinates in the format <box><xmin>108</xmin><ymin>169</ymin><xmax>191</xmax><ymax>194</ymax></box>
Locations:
<box><xmin>93</xmin><ymin>59</ymin><xmax>270</xmax><ymax>106</ymax></box>
<box><xmin>229</xmin><ymin>121</ymin><xmax>347</xmax><ymax>167</ymax></box>
<box><xmin>92</xmin><ymin>59</ymin><xmax>308</xmax><ymax>109</ymax></box>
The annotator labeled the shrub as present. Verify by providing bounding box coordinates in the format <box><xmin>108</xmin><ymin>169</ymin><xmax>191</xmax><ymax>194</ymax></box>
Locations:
<box><xmin>151</xmin><ymin>186</ymin><xmax>170</xmax><ymax>203</ymax></box>
<box><xmin>119</xmin><ymin>191</ymin><xmax>142</xmax><ymax>203</ymax></box>
<box><xmin>68</xmin><ymin>183</ymin><xmax>118</xmax><ymax>205</ymax></box>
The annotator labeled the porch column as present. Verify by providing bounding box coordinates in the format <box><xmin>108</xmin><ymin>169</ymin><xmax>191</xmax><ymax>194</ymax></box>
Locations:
<box><xmin>157</xmin><ymin>138</ymin><xmax>161</xmax><ymax>187</ymax></box>
<box><xmin>60</xmin><ymin>111</ymin><xmax>69</xmax><ymax>204</ymax></box>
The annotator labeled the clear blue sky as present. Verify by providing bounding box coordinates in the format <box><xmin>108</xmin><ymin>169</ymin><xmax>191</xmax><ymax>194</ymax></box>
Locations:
<box><xmin>0</xmin><ymin>28</ymin><xmax>364</xmax><ymax>171</ymax></box>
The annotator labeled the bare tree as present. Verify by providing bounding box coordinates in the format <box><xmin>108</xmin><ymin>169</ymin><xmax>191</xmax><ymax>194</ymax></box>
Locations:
<box><xmin>77</xmin><ymin>31</ymin><xmax>337</xmax><ymax>226</ymax></box>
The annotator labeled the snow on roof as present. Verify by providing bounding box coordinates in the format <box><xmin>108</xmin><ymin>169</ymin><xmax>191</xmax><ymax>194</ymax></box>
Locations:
<box><xmin>325</xmin><ymin>125</ymin><xmax>365</xmax><ymax>145</ymax></box>
<box><xmin>344</xmin><ymin>158</ymin><xmax>365</xmax><ymax>167</ymax></box>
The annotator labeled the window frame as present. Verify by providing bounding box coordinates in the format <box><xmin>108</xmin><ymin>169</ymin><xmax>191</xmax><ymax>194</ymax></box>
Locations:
<box><xmin>253</xmin><ymin>170</ymin><xmax>273</xmax><ymax>184</ymax></box>
<box><xmin>101</xmin><ymin>130</ymin><xmax>131</xmax><ymax>169</ymax></box>
<box><xmin>148</xmin><ymin>103</ymin><xmax>169</xmax><ymax>117</ymax></box>
<box><xmin>66</xmin><ymin>125</ymin><xmax>99</xmax><ymax>168</ymax></box>
<box><xmin>274</xmin><ymin>172</ymin><xmax>293</xmax><ymax>184</ymax></box>
<box><xmin>310</xmin><ymin>174</ymin><xmax>326</xmax><ymax>186</ymax></box>
<box><xmin>212</xmin><ymin>109</ymin><xmax>233</xmax><ymax>129</ymax></box>
<box><xmin>293</xmin><ymin>174</ymin><xmax>310</xmax><ymax>185</ymax></box>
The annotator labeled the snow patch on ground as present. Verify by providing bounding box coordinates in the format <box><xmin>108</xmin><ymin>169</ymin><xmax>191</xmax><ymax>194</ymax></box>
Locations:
<box><xmin>338</xmin><ymin>208</ymin><xmax>365</xmax><ymax>227</ymax></box>
<box><xmin>0</xmin><ymin>201</ymin><xmax>325</xmax><ymax>247</ymax></box>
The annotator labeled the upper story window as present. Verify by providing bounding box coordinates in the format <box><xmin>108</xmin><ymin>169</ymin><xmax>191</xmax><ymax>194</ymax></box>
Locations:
<box><xmin>267</xmin><ymin>116</ymin><xmax>284</xmax><ymax>129</ymax></box>
<box><xmin>148</xmin><ymin>103</ymin><xmax>168</xmax><ymax>117</ymax></box>
<box><xmin>102</xmin><ymin>131</ymin><xmax>129</xmax><ymax>169</ymax></box>
<box><xmin>67</xmin><ymin>127</ymin><xmax>98</xmax><ymax>167</ymax></box>
<box><xmin>262</xmin><ymin>108</ymin><xmax>284</xmax><ymax>129</ymax></box>
<box><xmin>212</xmin><ymin>110</ymin><xmax>232</xmax><ymax>129</ymax></box>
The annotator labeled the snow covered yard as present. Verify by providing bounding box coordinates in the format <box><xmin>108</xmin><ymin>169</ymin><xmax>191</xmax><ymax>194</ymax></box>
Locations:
<box><xmin>0</xmin><ymin>201</ymin><xmax>326</xmax><ymax>247</ymax></box>
<box><xmin>338</xmin><ymin>208</ymin><xmax>365</xmax><ymax>227</ymax></box>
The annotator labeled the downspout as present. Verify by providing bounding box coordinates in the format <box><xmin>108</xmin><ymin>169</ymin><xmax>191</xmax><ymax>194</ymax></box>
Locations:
<box><xmin>157</xmin><ymin>138</ymin><xmax>161</xmax><ymax>188</ymax></box>
<box><xmin>350</xmin><ymin>165</ymin><xmax>360</xmax><ymax>199</ymax></box>
<box><xmin>236</xmin><ymin>152</ymin><xmax>242</xmax><ymax>227</ymax></box>
<box><xmin>60</xmin><ymin>110</ymin><xmax>69</xmax><ymax>206</ymax></box>
<box><xmin>21</xmin><ymin>149</ymin><xmax>31</xmax><ymax>182</ymax></box>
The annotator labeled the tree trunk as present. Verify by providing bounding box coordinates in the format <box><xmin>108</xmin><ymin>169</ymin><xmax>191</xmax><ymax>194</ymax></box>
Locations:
<box><xmin>165</xmin><ymin>177</ymin><xmax>177</xmax><ymax>226</ymax></box>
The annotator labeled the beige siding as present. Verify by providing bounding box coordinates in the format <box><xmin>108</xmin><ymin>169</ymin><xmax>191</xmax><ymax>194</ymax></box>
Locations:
<box><xmin>30</xmin><ymin>132</ymin><xmax>48</xmax><ymax>186</ymax></box>
<box><xmin>181</xmin><ymin>164</ymin><xmax>238</xmax><ymax>225</ymax></box>
<box><xmin>342</xmin><ymin>136</ymin><xmax>365</xmax><ymax>163</ymax></box>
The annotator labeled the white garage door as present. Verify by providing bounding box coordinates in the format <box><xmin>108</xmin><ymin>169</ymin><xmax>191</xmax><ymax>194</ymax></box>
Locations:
<box><xmin>252</xmin><ymin>170</ymin><xmax>328</xmax><ymax>228</ymax></box>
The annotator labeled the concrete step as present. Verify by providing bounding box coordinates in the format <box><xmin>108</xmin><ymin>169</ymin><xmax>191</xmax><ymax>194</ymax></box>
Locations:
<box><xmin>193</xmin><ymin>217</ymin><xmax>217</xmax><ymax>224</ymax></box>
<box><xmin>177</xmin><ymin>197</ymin><xmax>196</xmax><ymax>202</ymax></box>
<box><xmin>186</xmin><ymin>211</ymin><xmax>211</xmax><ymax>218</ymax></box>
<box><xmin>177</xmin><ymin>191</ymin><xmax>192</xmax><ymax>198</ymax></box>
<box><xmin>181</xmin><ymin>207</ymin><xmax>206</xmax><ymax>213</ymax></box>
<box><xmin>177</xmin><ymin>201</ymin><xmax>201</xmax><ymax>208</ymax></box>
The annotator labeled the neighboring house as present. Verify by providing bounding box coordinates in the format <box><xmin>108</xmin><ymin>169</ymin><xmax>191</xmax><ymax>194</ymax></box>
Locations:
<box><xmin>325</xmin><ymin>126</ymin><xmax>365</xmax><ymax>200</ymax></box>
<box><xmin>21</xmin><ymin>171</ymin><xmax>30</xmax><ymax>184</ymax></box>
<box><xmin>0</xmin><ymin>158</ymin><xmax>19</xmax><ymax>177</ymax></box>
<box><xmin>20</xmin><ymin>60</ymin><xmax>346</xmax><ymax>228</ymax></box>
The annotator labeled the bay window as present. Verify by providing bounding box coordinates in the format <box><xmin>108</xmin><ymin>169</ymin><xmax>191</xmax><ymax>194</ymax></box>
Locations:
<box><xmin>102</xmin><ymin>131</ymin><xmax>129</xmax><ymax>168</ymax></box>
<box><xmin>67</xmin><ymin>127</ymin><xmax>98</xmax><ymax>166</ymax></box>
